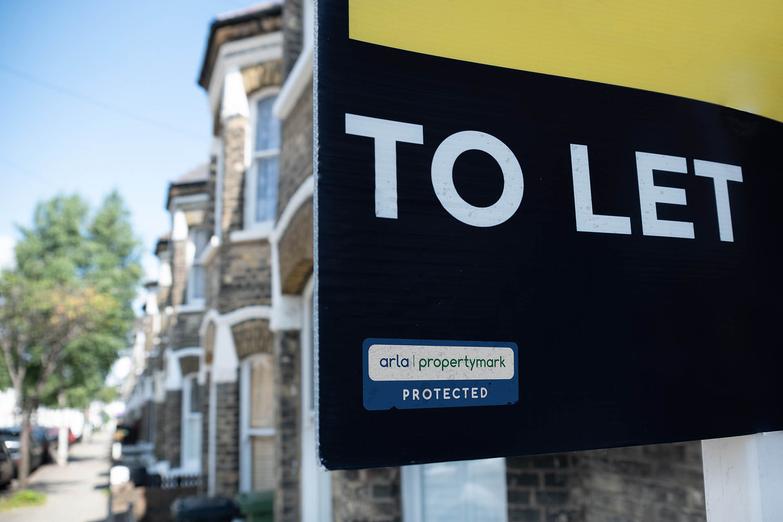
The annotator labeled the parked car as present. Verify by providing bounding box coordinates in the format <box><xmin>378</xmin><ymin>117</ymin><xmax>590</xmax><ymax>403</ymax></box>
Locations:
<box><xmin>47</xmin><ymin>425</ymin><xmax>77</xmax><ymax>445</ymax></box>
<box><xmin>0</xmin><ymin>427</ymin><xmax>45</xmax><ymax>474</ymax></box>
<box><xmin>33</xmin><ymin>426</ymin><xmax>58</xmax><ymax>464</ymax></box>
<box><xmin>0</xmin><ymin>441</ymin><xmax>13</xmax><ymax>489</ymax></box>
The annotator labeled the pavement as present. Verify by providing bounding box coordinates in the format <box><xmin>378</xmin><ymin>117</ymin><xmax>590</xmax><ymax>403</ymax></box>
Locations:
<box><xmin>1</xmin><ymin>430</ymin><xmax>110</xmax><ymax>522</ymax></box>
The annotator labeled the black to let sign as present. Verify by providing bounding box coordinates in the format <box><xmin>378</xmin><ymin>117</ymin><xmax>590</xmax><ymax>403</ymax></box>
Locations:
<box><xmin>315</xmin><ymin>0</ymin><xmax>783</xmax><ymax>469</ymax></box>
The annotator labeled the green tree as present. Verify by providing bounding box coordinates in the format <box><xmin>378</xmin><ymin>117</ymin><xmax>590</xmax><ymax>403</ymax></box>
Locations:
<box><xmin>0</xmin><ymin>192</ymin><xmax>141</xmax><ymax>484</ymax></box>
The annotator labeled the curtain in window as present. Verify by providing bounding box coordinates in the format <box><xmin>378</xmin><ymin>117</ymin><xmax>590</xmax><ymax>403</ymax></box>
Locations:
<box><xmin>414</xmin><ymin>459</ymin><xmax>508</xmax><ymax>522</ymax></box>
<box><xmin>188</xmin><ymin>228</ymin><xmax>209</xmax><ymax>302</ymax></box>
<box><xmin>249</xmin><ymin>355</ymin><xmax>276</xmax><ymax>491</ymax></box>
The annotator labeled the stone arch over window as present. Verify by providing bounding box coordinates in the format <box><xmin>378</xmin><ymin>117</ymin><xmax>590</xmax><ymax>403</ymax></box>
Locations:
<box><xmin>243</xmin><ymin>60</ymin><xmax>283</xmax><ymax>99</ymax></box>
<box><xmin>232</xmin><ymin>318</ymin><xmax>274</xmax><ymax>360</ymax></box>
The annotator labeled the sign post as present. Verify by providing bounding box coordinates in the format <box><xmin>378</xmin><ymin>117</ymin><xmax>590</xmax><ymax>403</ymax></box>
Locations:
<box><xmin>316</xmin><ymin>0</ymin><xmax>783</xmax><ymax>470</ymax></box>
<box><xmin>702</xmin><ymin>432</ymin><xmax>783</xmax><ymax>522</ymax></box>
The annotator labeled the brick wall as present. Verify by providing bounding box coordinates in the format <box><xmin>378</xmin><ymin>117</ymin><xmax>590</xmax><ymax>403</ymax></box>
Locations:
<box><xmin>205</xmin><ymin>156</ymin><xmax>216</xmax><ymax>238</ymax></box>
<box><xmin>170</xmin><ymin>237</ymin><xmax>188</xmax><ymax>308</ymax></box>
<box><xmin>215</xmin><ymin>381</ymin><xmax>240</xmax><ymax>497</ymax></box>
<box><xmin>206</xmin><ymin>255</ymin><xmax>221</xmax><ymax>316</ymax></box>
<box><xmin>278</xmin><ymin>82</ymin><xmax>312</xmax><ymax>221</ymax></box>
<box><xmin>275</xmin><ymin>331</ymin><xmax>301</xmax><ymax>522</ymax></box>
<box><xmin>506</xmin><ymin>454</ymin><xmax>582</xmax><ymax>522</ymax></box>
<box><xmin>578</xmin><ymin>442</ymin><xmax>705</xmax><ymax>522</ymax></box>
<box><xmin>331</xmin><ymin>467</ymin><xmax>402</xmax><ymax>522</ymax></box>
<box><xmin>170</xmin><ymin>312</ymin><xmax>203</xmax><ymax>349</ymax></box>
<box><xmin>164</xmin><ymin>390</ymin><xmax>182</xmax><ymax>467</ymax></box>
<box><xmin>154</xmin><ymin>400</ymin><xmax>167</xmax><ymax>461</ymax></box>
<box><xmin>506</xmin><ymin>442</ymin><xmax>706</xmax><ymax>522</ymax></box>
<box><xmin>220</xmin><ymin>116</ymin><xmax>248</xmax><ymax>235</ymax></box>
<box><xmin>217</xmin><ymin>240</ymin><xmax>273</xmax><ymax>313</ymax></box>
<box><xmin>282</xmin><ymin>0</ymin><xmax>303</xmax><ymax>75</ymax></box>
<box><xmin>201</xmin><ymin>372</ymin><xmax>211</xmax><ymax>492</ymax></box>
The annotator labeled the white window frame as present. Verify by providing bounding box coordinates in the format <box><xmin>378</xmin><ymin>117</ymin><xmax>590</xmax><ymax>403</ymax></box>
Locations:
<box><xmin>180</xmin><ymin>373</ymin><xmax>202</xmax><ymax>473</ymax></box>
<box><xmin>239</xmin><ymin>353</ymin><xmax>277</xmax><ymax>492</ymax></box>
<box><xmin>245</xmin><ymin>87</ymin><xmax>281</xmax><ymax>232</ymax></box>
<box><xmin>300</xmin><ymin>277</ymin><xmax>332</xmax><ymax>521</ymax></box>
<box><xmin>402</xmin><ymin>458</ymin><xmax>509</xmax><ymax>522</ymax></box>
<box><xmin>303</xmin><ymin>0</ymin><xmax>314</xmax><ymax>49</ymax></box>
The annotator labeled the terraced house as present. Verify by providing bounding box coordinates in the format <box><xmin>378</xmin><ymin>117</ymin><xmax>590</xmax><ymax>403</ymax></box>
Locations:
<box><xmin>122</xmin><ymin>2</ymin><xmax>711</xmax><ymax>521</ymax></box>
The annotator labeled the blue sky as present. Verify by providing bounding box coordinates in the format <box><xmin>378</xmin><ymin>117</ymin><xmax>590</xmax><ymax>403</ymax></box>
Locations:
<box><xmin>0</xmin><ymin>0</ymin><xmax>254</xmax><ymax>276</ymax></box>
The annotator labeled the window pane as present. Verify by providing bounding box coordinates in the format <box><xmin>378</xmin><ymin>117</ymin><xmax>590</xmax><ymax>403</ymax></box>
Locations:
<box><xmin>250</xmin><ymin>355</ymin><xmax>275</xmax><ymax>429</ymax></box>
<box><xmin>255</xmin><ymin>156</ymin><xmax>279</xmax><ymax>223</ymax></box>
<box><xmin>252</xmin><ymin>436</ymin><xmax>275</xmax><ymax>491</ymax></box>
<box><xmin>255</xmin><ymin>96</ymin><xmax>280</xmax><ymax>152</ymax></box>
<box><xmin>189</xmin><ymin>381</ymin><xmax>201</xmax><ymax>414</ymax></box>
<box><xmin>191</xmin><ymin>228</ymin><xmax>210</xmax><ymax>256</ymax></box>
<box><xmin>190</xmin><ymin>265</ymin><xmax>205</xmax><ymax>300</ymax></box>
<box><xmin>420</xmin><ymin>459</ymin><xmax>507</xmax><ymax>522</ymax></box>
<box><xmin>185</xmin><ymin>417</ymin><xmax>201</xmax><ymax>463</ymax></box>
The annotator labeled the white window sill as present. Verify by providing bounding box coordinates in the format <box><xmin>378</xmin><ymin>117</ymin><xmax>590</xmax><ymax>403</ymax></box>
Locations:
<box><xmin>176</xmin><ymin>302</ymin><xmax>205</xmax><ymax>314</ymax></box>
<box><xmin>230</xmin><ymin>222</ymin><xmax>273</xmax><ymax>243</ymax></box>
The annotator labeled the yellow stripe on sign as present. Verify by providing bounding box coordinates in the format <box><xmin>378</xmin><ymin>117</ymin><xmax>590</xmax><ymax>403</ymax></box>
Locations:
<box><xmin>349</xmin><ymin>1</ymin><xmax>783</xmax><ymax>123</ymax></box>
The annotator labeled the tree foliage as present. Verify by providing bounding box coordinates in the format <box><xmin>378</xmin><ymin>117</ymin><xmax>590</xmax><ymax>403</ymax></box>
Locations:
<box><xmin>0</xmin><ymin>192</ymin><xmax>141</xmax><ymax>482</ymax></box>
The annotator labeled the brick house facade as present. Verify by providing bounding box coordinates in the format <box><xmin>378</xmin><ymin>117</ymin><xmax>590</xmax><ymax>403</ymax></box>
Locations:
<box><xmin>124</xmin><ymin>165</ymin><xmax>210</xmax><ymax>478</ymax></box>
<box><xmin>120</xmin><ymin>2</ymin><xmax>710</xmax><ymax>521</ymax></box>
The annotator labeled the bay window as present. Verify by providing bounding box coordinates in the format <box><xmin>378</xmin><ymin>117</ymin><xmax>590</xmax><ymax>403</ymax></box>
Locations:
<box><xmin>402</xmin><ymin>458</ymin><xmax>508</xmax><ymax>522</ymax></box>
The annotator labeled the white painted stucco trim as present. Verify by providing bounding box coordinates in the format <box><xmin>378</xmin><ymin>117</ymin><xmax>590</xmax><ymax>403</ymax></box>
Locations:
<box><xmin>199</xmin><ymin>306</ymin><xmax>272</xmax><ymax>384</ymax></box>
<box><xmin>171</xmin><ymin>210</ymin><xmax>189</xmax><ymax>242</ymax></box>
<box><xmin>221</xmin><ymin>68</ymin><xmax>250</xmax><ymax>121</ymax></box>
<box><xmin>230</xmin><ymin>222</ymin><xmax>273</xmax><ymax>243</ymax></box>
<box><xmin>164</xmin><ymin>347</ymin><xmax>204</xmax><ymax>391</ymax></box>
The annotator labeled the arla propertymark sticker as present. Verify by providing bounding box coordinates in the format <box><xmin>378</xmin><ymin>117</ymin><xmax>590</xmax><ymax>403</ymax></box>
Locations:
<box><xmin>362</xmin><ymin>339</ymin><xmax>519</xmax><ymax>410</ymax></box>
